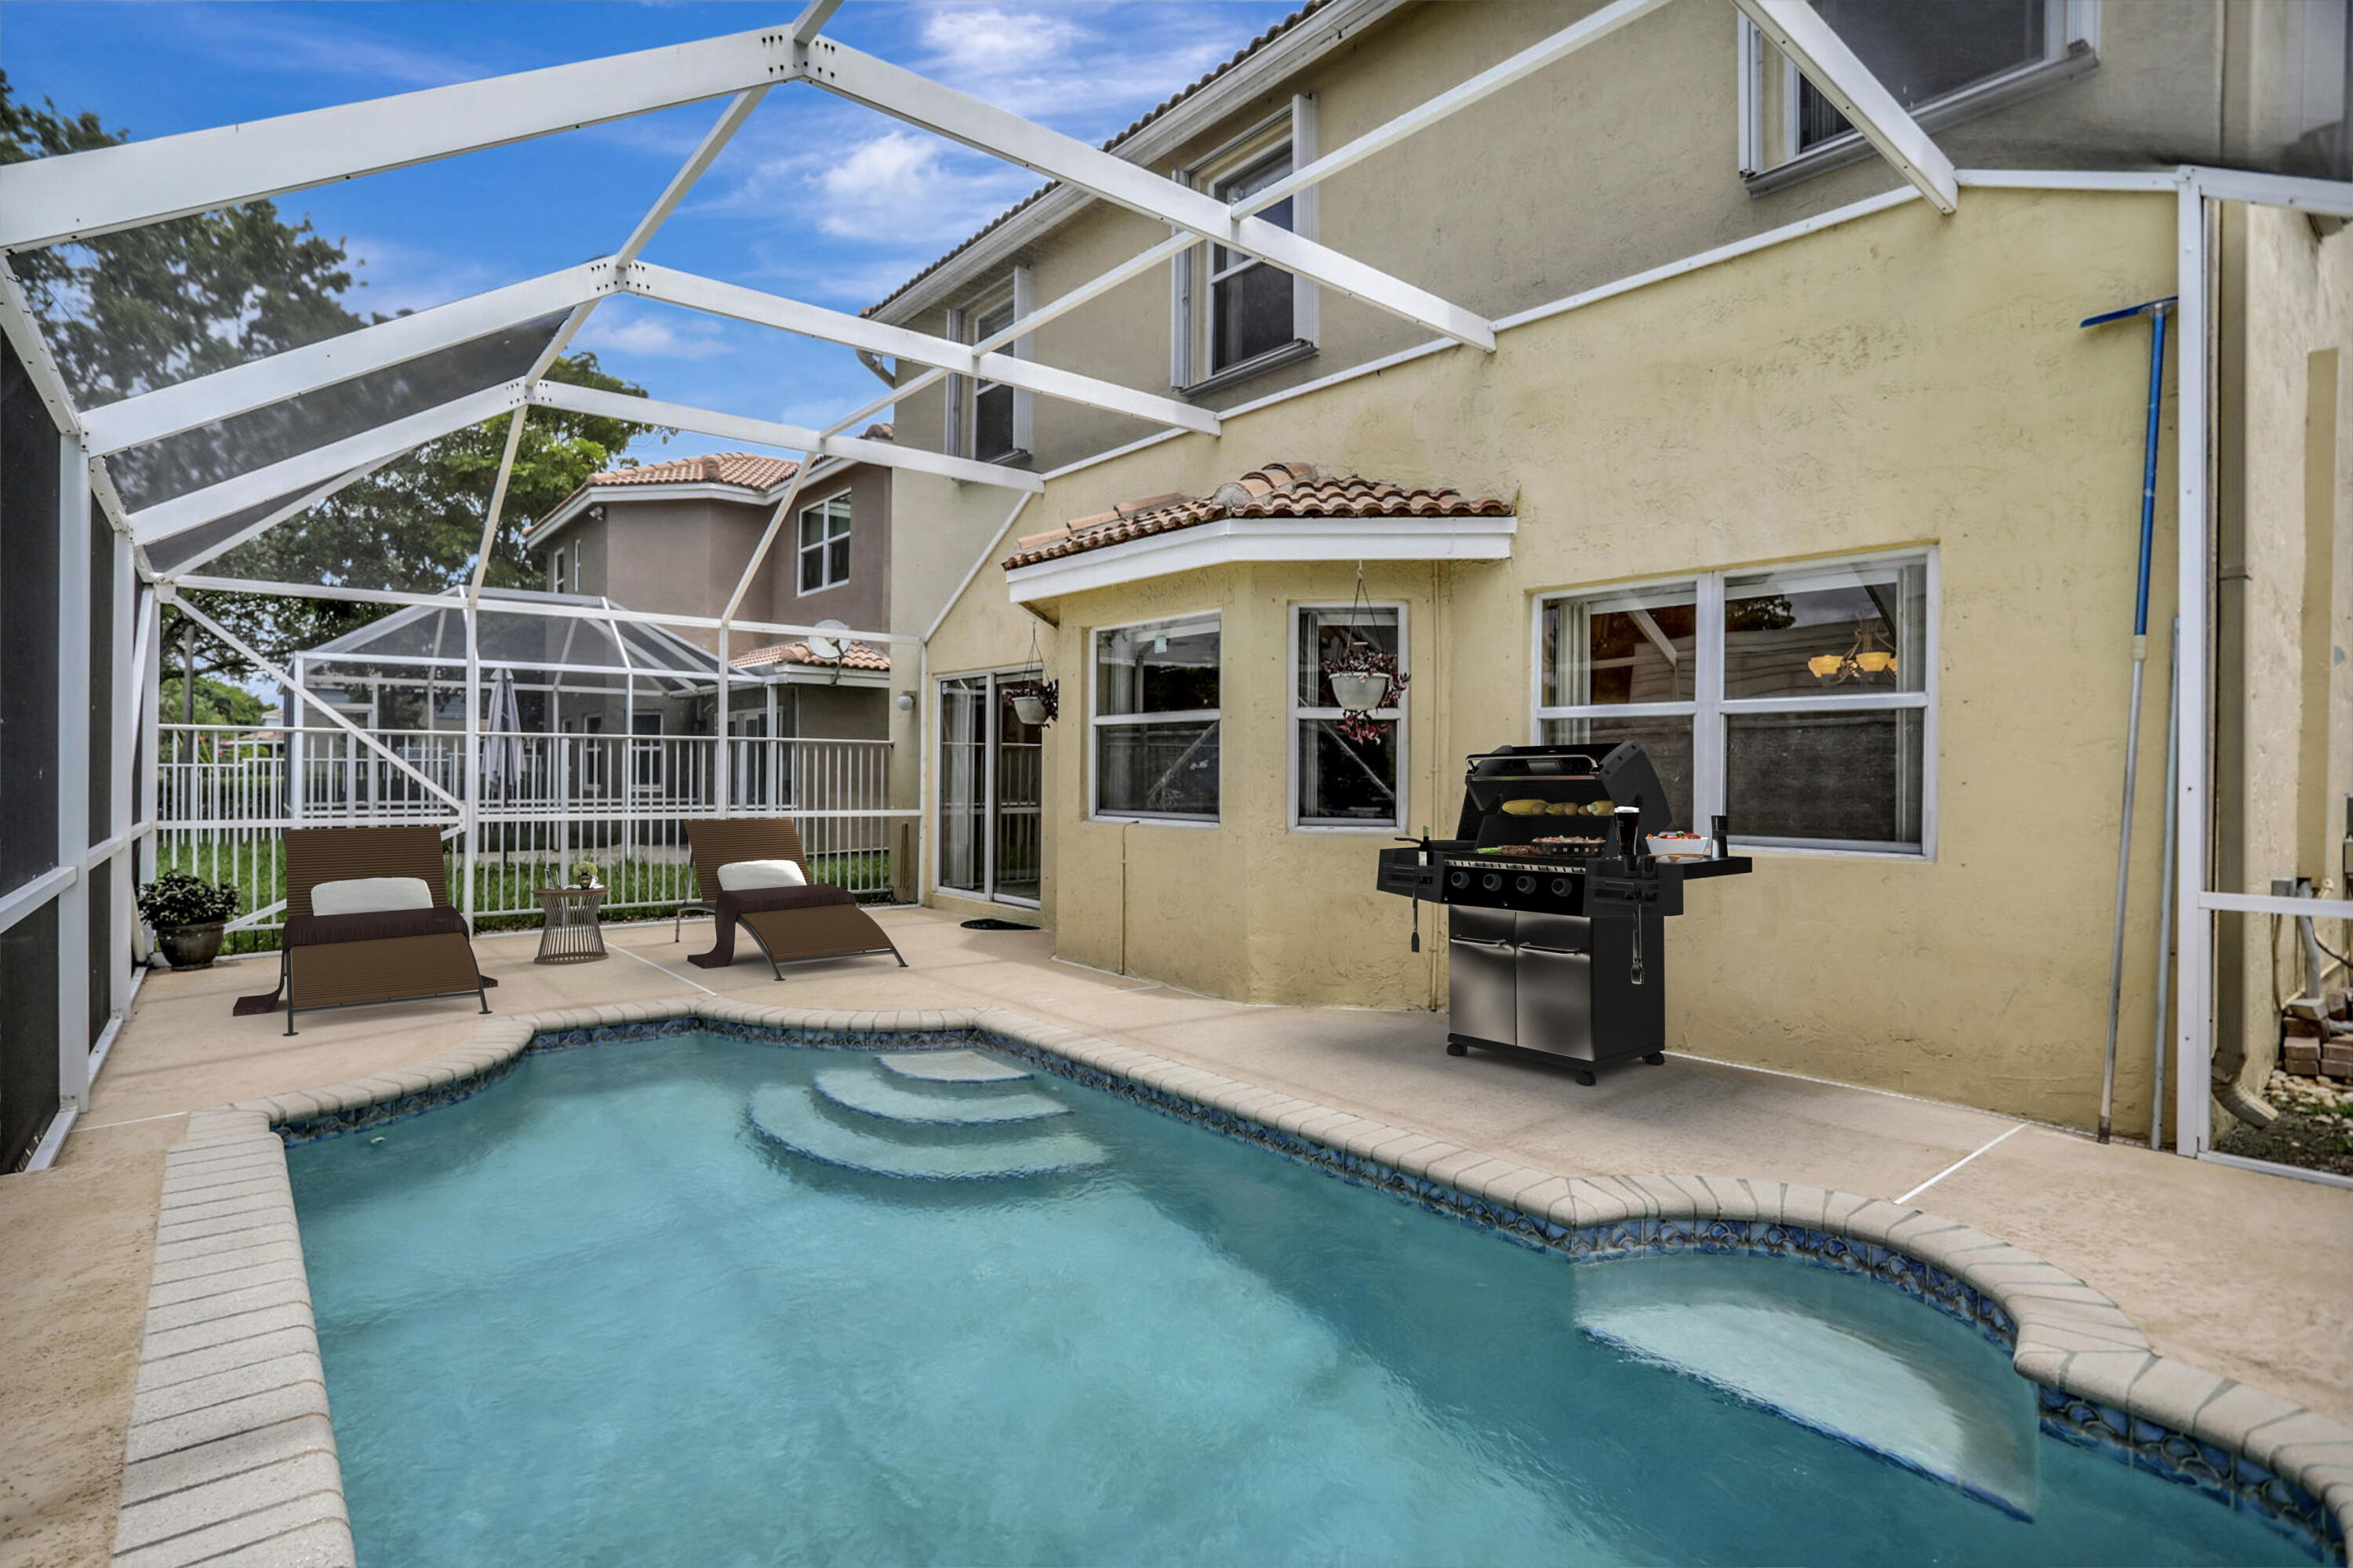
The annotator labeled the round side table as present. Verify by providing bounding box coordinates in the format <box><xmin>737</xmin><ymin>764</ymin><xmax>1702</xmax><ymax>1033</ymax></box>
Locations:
<box><xmin>535</xmin><ymin>886</ymin><xmax>609</xmax><ymax>963</ymax></box>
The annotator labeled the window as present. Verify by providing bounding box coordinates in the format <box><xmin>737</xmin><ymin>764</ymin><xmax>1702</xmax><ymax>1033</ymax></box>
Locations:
<box><xmin>1738</xmin><ymin>2</ymin><xmax>2096</xmax><ymax>181</ymax></box>
<box><xmin>1091</xmin><ymin>613</ymin><xmax>1220</xmax><ymax>821</ymax></box>
<box><xmin>798</xmin><ymin>494</ymin><xmax>851</xmax><ymax>594</ymax></box>
<box><xmin>549</xmin><ymin>546</ymin><xmax>566</xmax><ymax>594</ymax></box>
<box><xmin>1534</xmin><ymin>552</ymin><xmax>1933</xmax><ymax>855</ymax></box>
<box><xmin>949</xmin><ymin>271</ymin><xmax>1030</xmax><ymax>464</ymax></box>
<box><xmin>1292</xmin><ymin>604</ymin><xmax>1405</xmax><ymax>830</ymax></box>
<box><xmin>1173</xmin><ymin>100</ymin><xmax>1318</xmax><ymax>391</ymax></box>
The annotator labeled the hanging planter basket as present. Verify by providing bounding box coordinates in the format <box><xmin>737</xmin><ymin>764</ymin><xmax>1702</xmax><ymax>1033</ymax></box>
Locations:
<box><xmin>1004</xmin><ymin>678</ymin><xmax>1059</xmax><ymax>728</ymax></box>
<box><xmin>1322</xmin><ymin>648</ymin><xmax>1409</xmax><ymax>745</ymax></box>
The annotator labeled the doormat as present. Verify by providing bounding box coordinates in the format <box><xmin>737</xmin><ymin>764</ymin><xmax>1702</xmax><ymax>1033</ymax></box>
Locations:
<box><xmin>959</xmin><ymin>918</ymin><xmax>1038</xmax><ymax>932</ymax></box>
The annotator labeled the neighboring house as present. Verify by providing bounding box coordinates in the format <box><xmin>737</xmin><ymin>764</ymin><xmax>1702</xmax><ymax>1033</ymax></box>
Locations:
<box><xmin>891</xmin><ymin>0</ymin><xmax>2353</xmax><ymax>1141</ymax></box>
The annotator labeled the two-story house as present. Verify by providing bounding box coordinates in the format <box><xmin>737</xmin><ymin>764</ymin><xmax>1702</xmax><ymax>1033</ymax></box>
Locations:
<box><xmin>873</xmin><ymin>0</ymin><xmax>2352</xmax><ymax>1141</ymax></box>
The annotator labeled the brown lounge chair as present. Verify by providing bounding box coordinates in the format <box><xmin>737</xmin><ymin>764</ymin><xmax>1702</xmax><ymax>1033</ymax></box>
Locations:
<box><xmin>233</xmin><ymin>825</ymin><xmax>495</xmax><ymax>1035</ymax></box>
<box><xmin>683</xmin><ymin>817</ymin><xmax>904</xmax><ymax>979</ymax></box>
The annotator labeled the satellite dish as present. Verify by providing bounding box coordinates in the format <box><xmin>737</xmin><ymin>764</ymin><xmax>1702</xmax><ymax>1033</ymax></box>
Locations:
<box><xmin>806</xmin><ymin>618</ymin><xmax>850</xmax><ymax>662</ymax></box>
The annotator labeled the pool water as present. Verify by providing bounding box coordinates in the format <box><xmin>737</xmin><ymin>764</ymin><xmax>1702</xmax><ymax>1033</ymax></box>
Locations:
<box><xmin>288</xmin><ymin>1035</ymin><xmax>2307</xmax><ymax>1567</ymax></box>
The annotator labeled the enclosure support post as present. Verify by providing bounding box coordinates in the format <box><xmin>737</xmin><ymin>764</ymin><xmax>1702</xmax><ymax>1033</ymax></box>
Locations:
<box><xmin>2173</xmin><ymin>178</ymin><xmax>2213</xmax><ymax>1156</ymax></box>
<box><xmin>463</xmin><ymin>604</ymin><xmax>481</xmax><ymax>925</ymax></box>
<box><xmin>136</xmin><ymin>588</ymin><xmax>162</xmax><ymax>911</ymax></box>
<box><xmin>716</xmin><ymin>627</ymin><xmax>732</xmax><ymax>819</ymax></box>
<box><xmin>56</xmin><ymin>432</ymin><xmax>93</xmax><ymax>1118</ymax></box>
<box><xmin>111</xmin><ymin>535</ymin><xmax>139</xmax><ymax>1014</ymax></box>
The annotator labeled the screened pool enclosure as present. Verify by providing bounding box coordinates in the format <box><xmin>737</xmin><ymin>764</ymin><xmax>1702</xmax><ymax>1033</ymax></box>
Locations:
<box><xmin>2</xmin><ymin>0</ymin><xmax>2344</xmax><ymax>1182</ymax></box>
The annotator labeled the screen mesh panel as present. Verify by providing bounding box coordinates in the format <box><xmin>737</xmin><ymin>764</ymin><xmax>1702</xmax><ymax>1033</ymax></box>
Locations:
<box><xmin>110</xmin><ymin>316</ymin><xmax>563</xmax><ymax>513</ymax></box>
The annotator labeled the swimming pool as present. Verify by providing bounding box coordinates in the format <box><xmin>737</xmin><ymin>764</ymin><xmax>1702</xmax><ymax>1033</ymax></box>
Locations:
<box><xmin>284</xmin><ymin>1028</ymin><xmax>2320</xmax><ymax>1567</ymax></box>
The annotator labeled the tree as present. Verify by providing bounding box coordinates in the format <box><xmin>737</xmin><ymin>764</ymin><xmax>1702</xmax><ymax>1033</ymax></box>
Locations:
<box><xmin>158</xmin><ymin>675</ymin><xmax>266</xmax><ymax>729</ymax></box>
<box><xmin>2</xmin><ymin>75</ymin><xmax>667</xmax><ymax>680</ymax></box>
<box><xmin>0</xmin><ymin>72</ymin><xmax>360</xmax><ymax>407</ymax></box>
<box><xmin>192</xmin><ymin>356</ymin><xmax>663</xmax><ymax>667</ymax></box>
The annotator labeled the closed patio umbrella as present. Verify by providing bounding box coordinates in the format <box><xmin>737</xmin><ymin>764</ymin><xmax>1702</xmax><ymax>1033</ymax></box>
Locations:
<box><xmin>480</xmin><ymin>667</ymin><xmax>526</xmax><ymax>802</ymax></box>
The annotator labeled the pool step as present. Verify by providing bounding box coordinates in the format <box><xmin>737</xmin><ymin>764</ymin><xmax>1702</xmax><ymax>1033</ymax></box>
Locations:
<box><xmin>813</xmin><ymin>1068</ymin><xmax>1069</xmax><ymax>1126</ymax></box>
<box><xmin>877</xmin><ymin>1050</ymin><xmax>1031</xmax><ymax>1085</ymax></box>
<box><xmin>1576</xmin><ymin>1259</ymin><xmax>2037</xmax><ymax>1519</ymax></box>
<box><xmin>749</xmin><ymin>1086</ymin><xmax>1105</xmax><ymax>1181</ymax></box>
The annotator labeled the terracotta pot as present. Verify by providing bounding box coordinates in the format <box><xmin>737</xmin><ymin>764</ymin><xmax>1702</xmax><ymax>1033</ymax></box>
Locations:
<box><xmin>1328</xmin><ymin>670</ymin><xmax>1391</xmax><ymax>711</ymax></box>
<box><xmin>157</xmin><ymin>922</ymin><xmax>226</xmax><ymax>970</ymax></box>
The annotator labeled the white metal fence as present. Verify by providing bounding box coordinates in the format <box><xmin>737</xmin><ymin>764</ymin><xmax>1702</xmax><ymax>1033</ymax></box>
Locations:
<box><xmin>158</xmin><ymin>725</ymin><xmax>909</xmax><ymax>946</ymax></box>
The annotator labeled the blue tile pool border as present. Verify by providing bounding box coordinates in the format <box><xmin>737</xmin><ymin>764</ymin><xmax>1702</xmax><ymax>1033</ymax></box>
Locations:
<box><xmin>115</xmin><ymin>1000</ymin><xmax>2353</xmax><ymax>1568</ymax></box>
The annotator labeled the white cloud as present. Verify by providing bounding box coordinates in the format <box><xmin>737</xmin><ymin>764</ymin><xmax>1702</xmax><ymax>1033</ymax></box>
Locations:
<box><xmin>337</xmin><ymin>236</ymin><xmax>498</xmax><ymax>319</ymax></box>
<box><xmin>173</xmin><ymin>6</ymin><xmax>493</xmax><ymax>91</ymax></box>
<box><xmin>576</xmin><ymin>310</ymin><xmax>735</xmax><ymax>361</ymax></box>
<box><xmin>904</xmin><ymin>1</ymin><xmax>1265</xmax><ymax>129</ymax></box>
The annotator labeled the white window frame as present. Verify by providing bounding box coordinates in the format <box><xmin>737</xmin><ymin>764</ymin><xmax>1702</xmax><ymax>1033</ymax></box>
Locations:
<box><xmin>1088</xmin><ymin>609</ymin><xmax>1222</xmax><ymax>827</ymax></box>
<box><xmin>1171</xmin><ymin>96</ymin><xmax>1318</xmax><ymax>394</ymax></box>
<box><xmin>795</xmin><ymin>489</ymin><xmax>853</xmax><ymax>596</ymax></box>
<box><xmin>550</xmin><ymin>545</ymin><xmax>566</xmax><ymax>594</ymax></box>
<box><xmin>1530</xmin><ymin>548</ymin><xmax>1938</xmax><ymax>859</ymax></box>
<box><xmin>1289</xmin><ymin>599</ymin><xmax>1407</xmax><ymax>833</ymax></box>
<box><xmin>1737</xmin><ymin>2</ymin><xmax>2098</xmax><ymax>184</ymax></box>
<box><xmin>947</xmin><ymin>267</ymin><xmax>1032</xmax><ymax>464</ymax></box>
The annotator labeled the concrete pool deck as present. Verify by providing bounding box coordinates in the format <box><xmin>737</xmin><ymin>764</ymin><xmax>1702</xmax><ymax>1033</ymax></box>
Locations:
<box><xmin>5</xmin><ymin>907</ymin><xmax>2350</xmax><ymax>1566</ymax></box>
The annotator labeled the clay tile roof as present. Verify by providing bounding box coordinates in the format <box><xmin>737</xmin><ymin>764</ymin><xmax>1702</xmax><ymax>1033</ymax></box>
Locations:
<box><xmin>729</xmin><ymin>639</ymin><xmax>892</xmax><ymax>673</ymax></box>
<box><xmin>863</xmin><ymin>1</ymin><xmax>1329</xmax><ymax>321</ymax></box>
<box><xmin>1001</xmin><ymin>463</ymin><xmax>1512</xmax><ymax>570</ymax></box>
<box><xmin>584</xmin><ymin>453</ymin><xmax>799</xmax><ymax>492</ymax></box>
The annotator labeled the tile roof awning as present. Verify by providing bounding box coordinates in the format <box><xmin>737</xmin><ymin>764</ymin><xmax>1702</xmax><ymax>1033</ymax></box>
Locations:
<box><xmin>730</xmin><ymin>638</ymin><xmax>893</xmax><ymax>675</ymax></box>
<box><xmin>1001</xmin><ymin>462</ymin><xmax>1515</xmax><ymax>604</ymax></box>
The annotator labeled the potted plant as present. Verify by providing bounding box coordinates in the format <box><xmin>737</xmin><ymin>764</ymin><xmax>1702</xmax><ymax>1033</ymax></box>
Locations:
<box><xmin>1322</xmin><ymin>647</ymin><xmax>1410</xmax><ymax>744</ymax></box>
<box><xmin>137</xmin><ymin>871</ymin><xmax>240</xmax><ymax>970</ymax></box>
<box><xmin>571</xmin><ymin>859</ymin><xmax>601</xmax><ymax>890</ymax></box>
<box><xmin>1003</xmin><ymin>678</ymin><xmax>1058</xmax><ymax>728</ymax></box>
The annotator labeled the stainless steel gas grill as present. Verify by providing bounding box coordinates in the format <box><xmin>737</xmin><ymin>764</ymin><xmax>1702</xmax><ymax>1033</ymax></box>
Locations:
<box><xmin>1375</xmin><ymin>742</ymin><xmax>1752</xmax><ymax>1083</ymax></box>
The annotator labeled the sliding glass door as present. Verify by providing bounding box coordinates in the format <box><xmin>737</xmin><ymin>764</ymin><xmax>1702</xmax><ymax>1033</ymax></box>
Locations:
<box><xmin>936</xmin><ymin>672</ymin><xmax>1042</xmax><ymax>907</ymax></box>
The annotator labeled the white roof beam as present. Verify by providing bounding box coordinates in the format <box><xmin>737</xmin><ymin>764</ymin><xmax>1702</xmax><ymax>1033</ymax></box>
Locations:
<box><xmin>623</xmin><ymin>260</ymin><xmax>1219</xmax><ymax>435</ymax></box>
<box><xmin>1730</xmin><ymin>0</ymin><xmax>1958</xmax><ymax>214</ymax></box>
<box><xmin>129</xmin><ymin>383</ymin><xmax>525</xmax><ymax>546</ymax></box>
<box><xmin>526</xmin><ymin>380</ymin><xmax>1046</xmax><ymax>493</ymax></box>
<box><xmin>162</xmin><ymin>458</ymin><xmax>396</xmax><ymax>577</ymax></box>
<box><xmin>1234</xmin><ymin>0</ymin><xmax>1675</xmax><ymax>219</ymax></box>
<box><xmin>791</xmin><ymin>0</ymin><xmax>846</xmax><ymax>45</ymax></box>
<box><xmin>0</xmin><ymin>29</ymin><xmax>798</xmax><ymax>251</ymax></box>
<box><xmin>82</xmin><ymin>261</ymin><xmax>612</xmax><ymax>457</ymax></box>
<box><xmin>795</xmin><ymin>37</ymin><xmax>1495</xmax><ymax>350</ymax></box>
<box><xmin>0</xmin><ymin>256</ymin><xmax>82</xmax><ymax>435</ymax></box>
<box><xmin>824</xmin><ymin>231</ymin><xmax>1193</xmax><ymax>439</ymax></box>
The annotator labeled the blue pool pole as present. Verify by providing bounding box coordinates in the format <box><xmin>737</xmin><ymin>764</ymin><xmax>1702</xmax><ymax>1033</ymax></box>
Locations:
<box><xmin>2080</xmin><ymin>296</ymin><xmax>2173</xmax><ymax>1145</ymax></box>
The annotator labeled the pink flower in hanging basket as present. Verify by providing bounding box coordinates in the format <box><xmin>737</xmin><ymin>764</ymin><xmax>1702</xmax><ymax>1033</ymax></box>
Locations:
<box><xmin>1321</xmin><ymin>649</ymin><xmax>1409</xmax><ymax>744</ymax></box>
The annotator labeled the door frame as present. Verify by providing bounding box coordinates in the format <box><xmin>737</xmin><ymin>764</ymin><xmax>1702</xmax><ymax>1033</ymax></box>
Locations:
<box><xmin>933</xmin><ymin>668</ymin><xmax>1043</xmax><ymax>909</ymax></box>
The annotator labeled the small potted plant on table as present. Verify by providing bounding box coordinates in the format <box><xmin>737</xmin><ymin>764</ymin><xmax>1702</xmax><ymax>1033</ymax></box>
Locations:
<box><xmin>571</xmin><ymin>859</ymin><xmax>602</xmax><ymax>890</ymax></box>
<box><xmin>137</xmin><ymin>870</ymin><xmax>241</xmax><ymax>970</ymax></box>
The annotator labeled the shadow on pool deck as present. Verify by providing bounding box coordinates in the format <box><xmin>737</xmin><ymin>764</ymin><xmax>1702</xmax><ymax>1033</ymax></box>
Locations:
<box><xmin>5</xmin><ymin>904</ymin><xmax>2348</xmax><ymax>1566</ymax></box>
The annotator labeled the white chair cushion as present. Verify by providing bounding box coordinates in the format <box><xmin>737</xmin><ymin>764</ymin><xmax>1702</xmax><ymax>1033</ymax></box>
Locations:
<box><xmin>311</xmin><ymin>875</ymin><xmax>434</xmax><ymax>916</ymax></box>
<box><xmin>717</xmin><ymin>858</ymin><xmax>807</xmax><ymax>892</ymax></box>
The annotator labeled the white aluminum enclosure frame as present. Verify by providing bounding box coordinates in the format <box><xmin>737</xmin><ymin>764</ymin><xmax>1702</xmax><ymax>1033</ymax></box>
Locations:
<box><xmin>43</xmin><ymin>1</ymin><xmax>2353</xmax><ymax>1181</ymax></box>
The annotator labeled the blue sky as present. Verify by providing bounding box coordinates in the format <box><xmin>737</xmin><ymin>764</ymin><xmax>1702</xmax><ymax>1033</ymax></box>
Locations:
<box><xmin>2</xmin><ymin>1</ymin><xmax>1298</xmax><ymax>458</ymax></box>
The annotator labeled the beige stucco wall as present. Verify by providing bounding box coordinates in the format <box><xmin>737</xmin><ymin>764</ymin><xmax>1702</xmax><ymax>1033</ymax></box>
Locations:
<box><xmin>2211</xmin><ymin>202</ymin><xmax>2353</xmax><ymax>1114</ymax></box>
<box><xmin>885</xmin><ymin>0</ymin><xmax>2282</xmax><ymax>478</ymax></box>
<box><xmin>922</xmin><ymin>187</ymin><xmax>2217</xmax><ymax>1135</ymax></box>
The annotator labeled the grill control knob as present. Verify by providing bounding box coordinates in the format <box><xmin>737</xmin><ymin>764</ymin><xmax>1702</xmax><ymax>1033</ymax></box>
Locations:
<box><xmin>1449</xmin><ymin>870</ymin><xmax>1469</xmax><ymax>890</ymax></box>
<box><xmin>1515</xmin><ymin>875</ymin><xmax>1536</xmax><ymax>894</ymax></box>
<box><xmin>1481</xmin><ymin>873</ymin><xmax>1503</xmax><ymax>893</ymax></box>
<box><xmin>1551</xmin><ymin>878</ymin><xmax>1572</xmax><ymax>897</ymax></box>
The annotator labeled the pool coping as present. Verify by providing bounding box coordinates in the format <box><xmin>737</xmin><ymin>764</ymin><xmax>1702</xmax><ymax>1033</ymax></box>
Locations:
<box><xmin>112</xmin><ymin>999</ymin><xmax>2353</xmax><ymax>1568</ymax></box>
